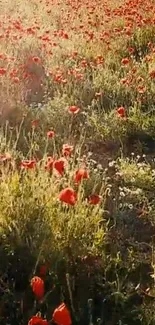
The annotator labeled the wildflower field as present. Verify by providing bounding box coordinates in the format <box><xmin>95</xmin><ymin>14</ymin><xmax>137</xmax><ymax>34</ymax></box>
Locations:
<box><xmin>0</xmin><ymin>0</ymin><xmax>155</xmax><ymax>324</ymax></box>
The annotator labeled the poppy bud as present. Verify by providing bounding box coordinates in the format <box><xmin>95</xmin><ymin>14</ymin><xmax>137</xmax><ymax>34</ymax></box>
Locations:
<box><xmin>74</xmin><ymin>168</ymin><xmax>89</xmax><ymax>183</ymax></box>
<box><xmin>62</xmin><ymin>144</ymin><xmax>73</xmax><ymax>157</ymax></box>
<box><xmin>31</xmin><ymin>119</ymin><xmax>39</xmax><ymax>128</ymax></box>
<box><xmin>45</xmin><ymin>156</ymin><xmax>54</xmax><ymax>171</ymax></box>
<box><xmin>88</xmin><ymin>195</ymin><xmax>101</xmax><ymax>205</ymax></box>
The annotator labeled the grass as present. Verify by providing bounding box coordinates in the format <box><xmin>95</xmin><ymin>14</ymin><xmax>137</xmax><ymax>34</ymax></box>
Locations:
<box><xmin>0</xmin><ymin>0</ymin><xmax>155</xmax><ymax>324</ymax></box>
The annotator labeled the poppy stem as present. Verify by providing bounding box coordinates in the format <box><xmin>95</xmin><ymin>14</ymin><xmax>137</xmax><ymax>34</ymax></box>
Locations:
<box><xmin>14</xmin><ymin>116</ymin><xmax>25</xmax><ymax>151</ymax></box>
<box><xmin>44</xmin><ymin>137</ymin><xmax>49</xmax><ymax>157</ymax></box>
<box><xmin>68</xmin><ymin>115</ymin><xmax>74</xmax><ymax>142</ymax></box>
<box><xmin>66</xmin><ymin>273</ymin><xmax>77</xmax><ymax>319</ymax></box>
<box><xmin>88</xmin><ymin>299</ymin><xmax>93</xmax><ymax>325</ymax></box>
<box><xmin>29</xmin><ymin>126</ymin><xmax>35</xmax><ymax>159</ymax></box>
<box><xmin>31</xmin><ymin>236</ymin><xmax>46</xmax><ymax>277</ymax></box>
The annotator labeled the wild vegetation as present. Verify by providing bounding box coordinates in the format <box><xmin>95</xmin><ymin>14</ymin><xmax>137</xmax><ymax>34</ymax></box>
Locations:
<box><xmin>0</xmin><ymin>0</ymin><xmax>155</xmax><ymax>324</ymax></box>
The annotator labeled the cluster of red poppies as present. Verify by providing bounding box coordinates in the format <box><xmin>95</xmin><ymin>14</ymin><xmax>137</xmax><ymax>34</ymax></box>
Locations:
<box><xmin>20</xmin><ymin>155</ymin><xmax>101</xmax><ymax>205</ymax></box>
<box><xmin>29</xmin><ymin>276</ymin><xmax>71</xmax><ymax>325</ymax></box>
<box><xmin>16</xmin><ymin>112</ymin><xmax>102</xmax><ymax>206</ymax></box>
<box><xmin>28</xmin><ymin>302</ymin><xmax>71</xmax><ymax>325</ymax></box>
<box><xmin>0</xmin><ymin>0</ymin><xmax>154</xmax><ymax>89</ymax></box>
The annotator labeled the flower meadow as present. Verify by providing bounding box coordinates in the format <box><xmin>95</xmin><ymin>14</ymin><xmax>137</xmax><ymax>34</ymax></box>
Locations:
<box><xmin>0</xmin><ymin>0</ymin><xmax>155</xmax><ymax>324</ymax></box>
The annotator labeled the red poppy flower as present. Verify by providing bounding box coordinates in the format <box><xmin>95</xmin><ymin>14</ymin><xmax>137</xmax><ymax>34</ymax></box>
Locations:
<box><xmin>0</xmin><ymin>67</ymin><xmax>7</xmax><ymax>75</ymax></box>
<box><xmin>28</xmin><ymin>315</ymin><xmax>41</xmax><ymax>325</ymax></box>
<box><xmin>74</xmin><ymin>168</ymin><xmax>89</xmax><ymax>183</ymax></box>
<box><xmin>63</xmin><ymin>32</ymin><xmax>69</xmax><ymax>39</ymax></box>
<box><xmin>62</xmin><ymin>144</ymin><xmax>73</xmax><ymax>157</ymax></box>
<box><xmin>0</xmin><ymin>53</ymin><xmax>6</xmax><ymax>59</ymax></box>
<box><xmin>32</xmin><ymin>56</ymin><xmax>41</xmax><ymax>64</ymax></box>
<box><xmin>116</xmin><ymin>106</ymin><xmax>126</xmax><ymax>118</ymax></box>
<box><xmin>72</xmin><ymin>51</ymin><xmax>78</xmax><ymax>57</ymax></box>
<box><xmin>20</xmin><ymin>160</ymin><xmax>36</xmax><ymax>169</ymax></box>
<box><xmin>128</xmin><ymin>47</ymin><xmax>134</xmax><ymax>54</ymax></box>
<box><xmin>28</xmin><ymin>316</ymin><xmax>48</xmax><ymax>325</ymax></box>
<box><xmin>53</xmin><ymin>158</ymin><xmax>66</xmax><ymax>176</ymax></box>
<box><xmin>121</xmin><ymin>58</ymin><xmax>129</xmax><ymax>65</ymax></box>
<box><xmin>88</xmin><ymin>195</ymin><xmax>101</xmax><ymax>205</ymax></box>
<box><xmin>45</xmin><ymin>156</ymin><xmax>54</xmax><ymax>171</ymax></box>
<box><xmin>31</xmin><ymin>276</ymin><xmax>44</xmax><ymax>300</ymax></box>
<box><xmin>12</xmin><ymin>76</ymin><xmax>20</xmax><ymax>83</ymax></box>
<box><xmin>47</xmin><ymin>130</ymin><xmax>55</xmax><ymax>138</ymax></box>
<box><xmin>68</xmin><ymin>106</ymin><xmax>80</xmax><ymax>114</ymax></box>
<box><xmin>136</xmin><ymin>85</ymin><xmax>146</xmax><ymax>94</ymax></box>
<box><xmin>149</xmin><ymin>70</ymin><xmax>155</xmax><ymax>79</ymax></box>
<box><xmin>120</xmin><ymin>78</ymin><xmax>128</xmax><ymax>85</ymax></box>
<box><xmin>59</xmin><ymin>187</ymin><xmax>77</xmax><ymax>206</ymax></box>
<box><xmin>52</xmin><ymin>303</ymin><xmax>72</xmax><ymax>325</ymax></box>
